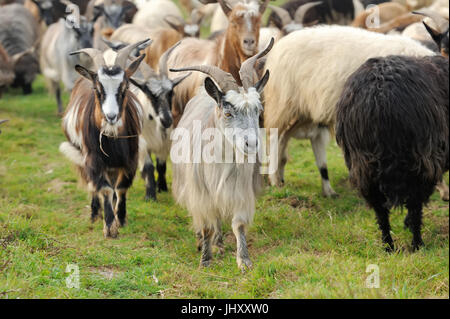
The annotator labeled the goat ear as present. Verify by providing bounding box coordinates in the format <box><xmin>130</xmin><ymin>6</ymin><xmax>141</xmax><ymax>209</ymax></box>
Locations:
<box><xmin>423</xmin><ymin>22</ymin><xmax>443</xmax><ymax>48</ymax></box>
<box><xmin>93</xmin><ymin>5</ymin><xmax>104</xmax><ymax>22</ymax></box>
<box><xmin>172</xmin><ymin>72</ymin><xmax>192</xmax><ymax>88</ymax></box>
<box><xmin>129</xmin><ymin>77</ymin><xmax>146</xmax><ymax>91</ymax></box>
<box><xmin>125</xmin><ymin>54</ymin><xmax>146</xmax><ymax>78</ymax></box>
<box><xmin>75</xmin><ymin>65</ymin><xmax>96</xmax><ymax>82</ymax></box>
<box><xmin>254</xmin><ymin>70</ymin><xmax>270</xmax><ymax>94</ymax></box>
<box><xmin>204</xmin><ymin>77</ymin><xmax>223</xmax><ymax>105</ymax></box>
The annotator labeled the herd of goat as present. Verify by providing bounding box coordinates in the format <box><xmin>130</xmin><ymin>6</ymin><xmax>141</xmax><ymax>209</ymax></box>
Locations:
<box><xmin>0</xmin><ymin>0</ymin><xmax>448</xmax><ymax>270</ymax></box>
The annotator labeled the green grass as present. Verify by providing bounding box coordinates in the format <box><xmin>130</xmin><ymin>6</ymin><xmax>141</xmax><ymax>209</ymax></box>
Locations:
<box><xmin>0</xmin><ymin>76</ymin><xmax>448</xmax><ymax>299</ymax></box>
<box><xmin>0</xmin><ymin>0</ymin><xmax>448</xmax><ymax>298</ymax></box>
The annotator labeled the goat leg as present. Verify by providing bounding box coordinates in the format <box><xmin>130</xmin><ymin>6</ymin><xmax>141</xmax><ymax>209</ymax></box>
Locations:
<box><xmin>156</xmin><ymin>158</ymin><xmax>168</xmax><ymax>192</ymax></box>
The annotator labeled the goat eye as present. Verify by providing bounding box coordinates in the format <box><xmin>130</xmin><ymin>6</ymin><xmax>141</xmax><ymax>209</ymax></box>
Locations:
<box><xmin>224</xmin><ymin>112</ymin><xmax>233</xmax><ymax>118</ymax></box>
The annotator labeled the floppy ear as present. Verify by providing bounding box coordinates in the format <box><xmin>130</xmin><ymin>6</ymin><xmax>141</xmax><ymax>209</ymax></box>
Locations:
<box><xmin>204</xmin><ymin>77</ymin><xmax>223</xmax><ymax>106</ymax></box>
<box><xmin>423</xmin><ymin>21</ymin><xmax>442</xmax><ymax>48</ymax></box>
<box><xmin>254</xmin><ymin>70</ymin><xmax>270</xmax><ymax>94</ymax></box>
<box><xmin>75</xmin><ymin>65</ymin><xmax>96</xmax><ymax>82</ymax></box>
<box><xmin>172</xmin><ymin>72</ymin><xmax>192</xmax><ymax>88</ymax></box>
<box><xmin>125</xmin><ymin>54</ymin><xmax>146</xmax><ymax>78</ymax></box>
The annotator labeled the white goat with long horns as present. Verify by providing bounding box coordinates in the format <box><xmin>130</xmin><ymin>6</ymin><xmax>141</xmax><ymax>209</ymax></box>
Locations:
<box><xmin>170</xmin><ymin>39</ymin><xmax>273</xmax><ymax>271</ymax></box>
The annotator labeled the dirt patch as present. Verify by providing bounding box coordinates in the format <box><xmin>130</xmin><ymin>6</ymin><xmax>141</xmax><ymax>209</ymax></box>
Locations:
<box><xmin>282</xmin><ymin>196</ymin><xmax>315</xmax><ymax>209</ymax></box>
<box><xmin>47</xmin><ymin>178</ymin><xmax>70</xmax><ymax>193</ymax></box>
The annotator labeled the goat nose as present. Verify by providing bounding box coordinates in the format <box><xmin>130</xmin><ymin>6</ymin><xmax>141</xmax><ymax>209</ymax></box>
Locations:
<box><xmin>106</xmin><ymin>113</ymin><xmax>117</xmax><ymax>122</ymax></box>
<box><xmin>244</xmin><ymin>38</ymin><xmax>255</xmax><ymax>45</ymax></box>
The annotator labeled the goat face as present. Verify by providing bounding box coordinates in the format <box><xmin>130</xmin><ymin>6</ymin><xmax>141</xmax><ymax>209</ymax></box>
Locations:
<box><xmin>204</xmin><ymin>73</ymin><xmax>269</xmax><ymax>155</ymax></box>
<box><xmin>228</xmin><ymin>3</ymin><xmax>261</xmax><ymax>57</ymax></box>
<box><xmin>32</xmin><ymin>0</ymin><xmax>55</xmax><ymax>25</ymax></box>
<box><xmin>95</xmin><ymin>2</ymin><xmax>132</xmax><ymax>29</ymax></box>
<box><xmin>131</xmin><ymin>74</ymin><xmax>190</xmax><ymax>129</ymax></box>
<box><xmin>74</xmin><ymin>61</ymin><xmax>139</xmax><ymax>131</ymax></box>
<box><xmin>73</xmin><ymin>18</ymin><xmax>94</xmax><ymax>49</ymax></box>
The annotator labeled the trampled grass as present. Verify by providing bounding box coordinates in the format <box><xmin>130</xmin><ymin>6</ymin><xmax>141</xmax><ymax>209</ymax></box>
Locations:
<box><xmin>0</xmin><ymin>75</ymin><xmax>448</xmax><ymax>299</ymax></box>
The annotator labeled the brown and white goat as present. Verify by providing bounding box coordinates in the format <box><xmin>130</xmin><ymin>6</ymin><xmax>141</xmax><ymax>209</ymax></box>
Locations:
<box><xmin>167</xmin><ymin>0</ymin><xmax>270</xmax><ymax>127</ymax></box>
<box><xmin>59</xmin><ymin>40</ymin><xmax>148</xmax><ymax>238</ymax></box>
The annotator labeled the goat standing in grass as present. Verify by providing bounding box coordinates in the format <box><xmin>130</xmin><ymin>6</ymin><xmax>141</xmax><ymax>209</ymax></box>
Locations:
<box><xmin>170</xmin><ymin>39</ymin><xmax>273</xmax><ymax>270</ymax></box>
<box><xmin>59</xmin><ymin>40</ymin><xmax>148</xmax><ymax>238</ymax></box>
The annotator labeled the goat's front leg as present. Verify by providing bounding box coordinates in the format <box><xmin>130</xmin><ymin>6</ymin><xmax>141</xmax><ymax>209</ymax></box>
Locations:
<box><xmin>90</xmin><ymin>192</ymin><xmax>101</xmax><ymax>223</ymax></box>
<box><xmin>232</xmin><ymin>216</ymin><xmax>252</xmax><ymax>271</ymax></box>
<box><xmin>156</xmin><ymin>158</ymin><xmax>168</xmax><ymax>192</ymax></box>
<box><xmin>99</xmin><ymin>184</ymin><xmax>119</xmax><ymax>238</ymax></box>
<box><xmin>200</xmin><ymin>227</ymin><xmax>213</xmax><ymax>267</ymax></box>
<box><xmin>213</xmin><ymin>218</ymin><xmax>225</xmax><ymax>255</ymax></box>
<box><xmin>115</xmin><ymin>169</ymin><xmax>135</xmax><ymax>227</ymax></box>
<box><xmin>88</xmin><ymin>164</ymin><xmax>119</xmax><ymax>238</ymax></box>
<box><xmin>141</xmin><ymin>153</ymin><xmax>157</xmax><ymax>201</ymax></box>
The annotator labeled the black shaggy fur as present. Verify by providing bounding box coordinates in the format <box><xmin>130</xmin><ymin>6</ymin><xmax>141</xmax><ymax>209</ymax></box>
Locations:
<box><xmin>336</xmin><ymin>55</ymin><xmax>449</xmax><ymax>251</ymax></box>
<box><xmin>267</xmin><ymin>0</ymin><xmax>356</xmax><ymax>27</ymax></box>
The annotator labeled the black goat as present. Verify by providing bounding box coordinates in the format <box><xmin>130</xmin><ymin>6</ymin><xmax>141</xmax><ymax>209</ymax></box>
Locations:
<box><xmin>267</xmin><ymin>0</ymin><xmax>357</xmax><ymax>27</ymax></box>
<box><xmin>336</xmin><ymin>54</ymin><xmax>449</xmax><ymax>251</ymax></box>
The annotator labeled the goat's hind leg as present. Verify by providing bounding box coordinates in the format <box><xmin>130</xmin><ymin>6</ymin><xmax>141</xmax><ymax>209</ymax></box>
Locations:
<box><xmin>156</xmin><ymin>158</ymin><xmax>168</xmax><ymax>192</ymax></box>
<box><xmin>141</xmin><ymin>153</ymin><xmax>157</xmax><ymax>201</ymax></box>
<box><xmin>115</xmin><ymin>169</ymin><xmax>135</xmax><ymax>227</ymax></box>
<box><xmin>232</xmin><ymin>217</ymin><xmax>252</xmax><ymax>271</ymax></box>
<box><xmin>405</xmin><ymin>200</ymin><xmax>424</xmax><ymax>251</ymax></box>
<box><xmin>213</xmin><ymin>219</ymin><xmax>225</xmax><ymax>255</ymax></box>
<box><xmin>365</xmin><ymin>185</ymin><xmax>394</xmax><ymax>252</ymax></box>
<box><xmin>311</xmin><ymin>126</ymin><xmax>337</xmax><ymax>198</ymax></box>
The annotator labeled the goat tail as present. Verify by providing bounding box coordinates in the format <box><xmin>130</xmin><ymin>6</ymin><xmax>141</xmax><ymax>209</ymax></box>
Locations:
<box><xmin>59</xmin><ymin>142</ymin><xmax>85</xmax><ymax>167</ymax></box>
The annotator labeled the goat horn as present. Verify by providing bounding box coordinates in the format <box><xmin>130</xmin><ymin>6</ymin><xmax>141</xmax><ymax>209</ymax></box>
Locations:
<box><xmin>413</xmin><ymin>10</ymin><xmax>449</xmax><ymax>33</ymax></box>
<box><xmin>259</xmin><ymin>0</ymin><xmax>271</xmax><ymax>14</ymax></box>
<box><xmin>217</xmin><ymin>0</ymin><xmax>232</xmax><ymax>16</ymax></box>
<box><xmin>269</xmin><ymin>5</ymin><xmax>292</xmax><ymax>27</ymax></box>
<box><xmin>115</xmin><ymin>39</ymin><xmax>152</xmax><ymax>69</ymax></box>
<box><xmin>239</xmin><ymin>37</ymin><xmax>274</xmax><ymax>90</ymax></box>
<box><xmin>170</xmin><ymin>65</ymin><xmax>238</xmax><ymax>92</ymax></box>
<box><xmin>60</xmin><ymin>0</ymin><xmax>74</xmax><ymax>7</ymax></box>
<box><xmin>70</xmin><ymin>48</ymin><xmax>106</xmax><ymax>70</ymax></box>
<box><xmin>0</xmin><ymin>119</ymin><xmax>8</xmax><ymax>125</ymax></box>
<box><xmin>165</xmin><ymin>14</ymin><xmax>186</xmax><ymax>27</ymax></box>
<box><xmin>159</xmin><ymin>41</ymin><xmax>182</xmax><ymax>78</ymax></box>
<box><xmin>294</xmin><ymin>1</ymin><xmax>322</xmax><ymax>24</ymax></box>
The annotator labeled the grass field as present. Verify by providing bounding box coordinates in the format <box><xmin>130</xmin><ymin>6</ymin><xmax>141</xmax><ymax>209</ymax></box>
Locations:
<box><xmin>0</xmin><ymin>76</ymin><xmax>448</xmax><ymax>299</ymax></box>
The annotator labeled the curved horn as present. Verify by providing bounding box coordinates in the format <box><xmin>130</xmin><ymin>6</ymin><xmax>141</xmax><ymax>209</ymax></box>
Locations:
<box><xmin>70</xmin><ymin>48</ymin><xmax>106</xmax><ymax>70</ymax></box>
<box><xmin>218</xmin><ymin>0</ymin><xmax>232</xmax><ymax>16</ymax></box>
<box><xmin>114</xmin><ymin>38</ymin><xmax>152</xmax><ymax>69</ymax></box>
<box><xmin>159</xmin><ymin>41</ymin><xmax>182</xmax><ymax>78</ymax></box>
<box><xmin>170</xmin><ymin>65</ymin><xmax>238</xmax><ymax>92</ymax></box>
<box><xmin>239</xmin><ymin>37</ymin><xmax>274</xmax><ymax>90</ymax></box>
<box><xmin>269</xmin><ymin>5</ymin><xmax>292</xmax><ymax>27</ymax></box>
<box><xmin>259</xmin><ymin>0</ymin><xmax>271</xmax><ymax>14</ymax></box>
<box><xmin>294</xmin><ymin>1</ymin><xmax>322</xmax><ymax>24</ymax></box>
<box><xmin>413</xmin><ymin>10</ymin><xmax>449</xmax><ymax>33</ymax></box>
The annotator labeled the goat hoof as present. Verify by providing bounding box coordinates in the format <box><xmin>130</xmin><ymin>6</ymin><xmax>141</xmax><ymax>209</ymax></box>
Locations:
<box><xmin>103</xmin><ymin>220</ymin><xmax>119</xmax><ymax>238</ymax></box>
<box><xmin>157</xmin><ymin>183</ymin><xmax>168</xmax><ymax>193</ymax></box>
<box><xmin>237</xmin><ymin>257</ymin><xmax>253</xmax><ymax>272</ymax></box>
<box><xmin>118</xmin><ymin>218</ymin><xmax>127</xmax><ymax>227</ymax></box>
<box><xmin>323</xmin><ymin>189</ymin><xmax>339</xmax><ymax>198</ymax></box>
<box><xmin>384</xmin><ymin>243</ymin><xmax>395</xmax><ymax>253</ymax></box>
<box><xmin>412</xmin><ymin>239</ymin><xmax>424</xmax><ymax>251</ymax></box>
<box><xmin>200</xmin><ymin>259</ymin><xmax>212</xmax><ymax>267</ymax></box>
<box><xmin>145</xmin><ymin>194</ymin><xmax>157</xmax><ymax>202</ymax></box>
